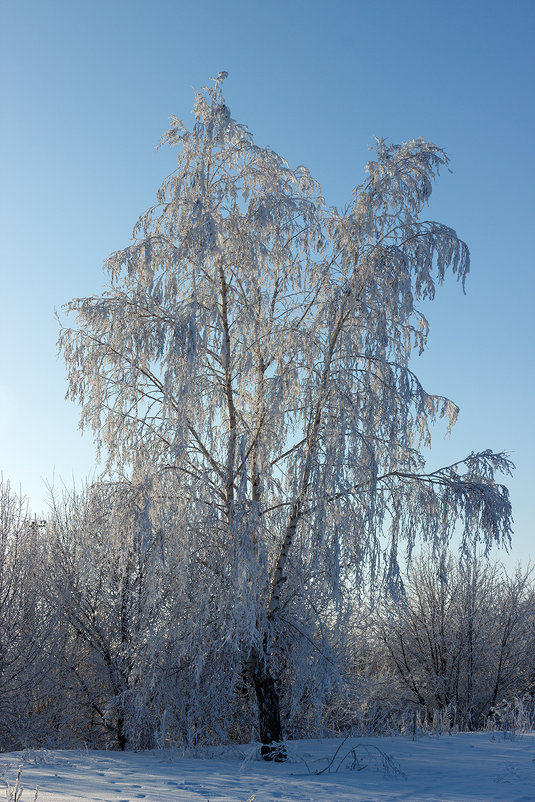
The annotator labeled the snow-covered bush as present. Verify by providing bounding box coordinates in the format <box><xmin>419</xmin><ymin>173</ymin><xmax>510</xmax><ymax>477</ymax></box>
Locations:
<box><xmin>0</xmin><ymin>479</ymin><xmax>53</xmax><ymax>750</ymax></box>
<box><xmin>368</xmin><ymin>552</ymin><xmax>535</xmax><ymax>730</ymax></box>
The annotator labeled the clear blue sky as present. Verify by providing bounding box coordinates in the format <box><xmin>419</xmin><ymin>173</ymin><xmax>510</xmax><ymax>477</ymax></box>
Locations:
<box><xmin>1</xmin><ymin>0</ymin><xmax>533</xmax><ymax>566</ymax></box>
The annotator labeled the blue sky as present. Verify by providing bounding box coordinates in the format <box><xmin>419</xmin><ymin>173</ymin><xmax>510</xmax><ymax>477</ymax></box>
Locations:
<box><xmin>1</xmin><ymin>0</ymin><xmax>533</xmax><ymax>566</ymax></box>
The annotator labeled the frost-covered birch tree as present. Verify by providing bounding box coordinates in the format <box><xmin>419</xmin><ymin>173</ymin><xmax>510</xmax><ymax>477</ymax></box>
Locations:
<box><xmin>59</xmin><ymin>73</ymin><xmax>513</xmax><ymax>758</ymax></box>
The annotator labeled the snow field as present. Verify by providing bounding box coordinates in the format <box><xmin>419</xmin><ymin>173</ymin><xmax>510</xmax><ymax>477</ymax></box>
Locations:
<box><xmin>1</xmin><ymin>733</ymin><xmax>534</xmax><ymax>802</ymax></box>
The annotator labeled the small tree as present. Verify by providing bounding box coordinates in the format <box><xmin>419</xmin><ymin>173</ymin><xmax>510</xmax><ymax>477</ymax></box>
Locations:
<box><xmin>59</xmin><ymin>74</ymin><xmax>513</xmax><ymax>757</ymax></box>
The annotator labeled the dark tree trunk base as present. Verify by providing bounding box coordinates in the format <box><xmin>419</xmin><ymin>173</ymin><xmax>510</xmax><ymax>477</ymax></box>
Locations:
<box><xmin>117</xmin><ymin>716</ymin><xmax>126</xmax><ymax>751</ymax></box>
<box><xmin>260</xmin><ymin>741</ymin><xmax>286</xmax><ymax>762</ymax></box>
<box><xmin>250</xmin><ymin>653</ymin><xmax>286</xmax><ymax>761</ymax></box>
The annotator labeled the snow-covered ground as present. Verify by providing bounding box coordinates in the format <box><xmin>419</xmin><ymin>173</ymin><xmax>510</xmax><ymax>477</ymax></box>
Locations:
<box><xmin>1</xmin><ymin>733</ymin><xmax>534</xmax><ymax>801</ymax></box>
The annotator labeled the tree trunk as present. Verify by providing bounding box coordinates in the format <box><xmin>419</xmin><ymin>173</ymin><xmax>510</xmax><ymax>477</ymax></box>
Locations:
<box><xmin>117</xmin><ymin>715</ymin><xmax>126</xmax><ymax>750</ymax></box>
<box><xmin>248</xmin><ymin>648</ymin><xmax>286</xmax><ymax>761</ymax></box>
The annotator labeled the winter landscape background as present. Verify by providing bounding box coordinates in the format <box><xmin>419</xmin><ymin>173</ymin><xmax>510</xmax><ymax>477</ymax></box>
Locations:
<box><xmin>1</xmin><ymin>1</ymin><xmax>534</xmax><ymax>799</ymax></box>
